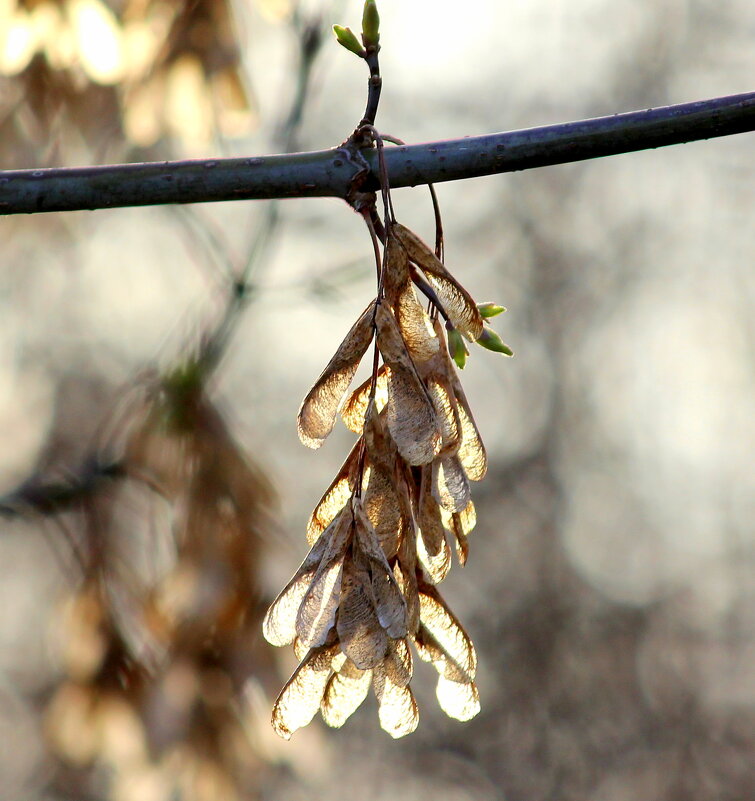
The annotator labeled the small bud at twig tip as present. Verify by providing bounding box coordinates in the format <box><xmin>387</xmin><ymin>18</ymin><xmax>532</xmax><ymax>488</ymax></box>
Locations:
<box><xmin>362</xmin><ymin>1</ymin><xmax>381</xmax><ymax>47</ymax></box>
<box><xmin>333</xmin><ymin>25</ymin><xmax>366</xmax><ymax>57</ymax></box>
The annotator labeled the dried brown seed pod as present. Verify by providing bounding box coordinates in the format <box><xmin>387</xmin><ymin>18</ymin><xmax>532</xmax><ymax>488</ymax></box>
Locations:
<box><xmin>392</xmin><ymin>222</ymin><xmax>485</xmax><ymax>341</ymax></box>
<box><xmin>306</xmin><ymin>440</ymin><xmax>361</xmax><ymax>545</ymax></box>
<box><xmin>297</xmin><ymin>301</ymin><xmax>376</xmax><ymax>448</ymax></box>
<box><xmin>271</xmin><ymin>644</ymin><xmax>341</xmax><ymax>740</ymax></box>
<box><xmin>375</xmin><ymin>303</ymin><xmax>442</xmax><ymax>465</ymax></box>
<box><xmin>383</xmin><ymin>230</ymin><xmax>440</xmax><ymax>363</ymax></box>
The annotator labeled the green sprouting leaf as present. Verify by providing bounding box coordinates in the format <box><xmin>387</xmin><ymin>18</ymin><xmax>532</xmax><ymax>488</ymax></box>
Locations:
<box><xmin>333</xmin><ymin>25</ymin><xmax>365</xmax><ymax>56</ymax></box>
<box><xmin>362</xmin><ymin>1</ymin><xmax>380</xmax><ymax>47</ymax></box>
<box><xmin>477</xmin><ymin>302</ymin><xmax>506</xmax><ymax>318</ymax></box>
<box><xmin>447</xmin><ymin>327</ymin><xmax>469</xmax><ymax>369</ymax></box>
<box><xmin>476</xmin><ymin>326</ymin><xmax>513</xmax><ymax>356</ymax></box>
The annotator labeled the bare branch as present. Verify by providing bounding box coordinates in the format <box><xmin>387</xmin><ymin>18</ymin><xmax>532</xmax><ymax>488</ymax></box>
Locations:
<box><xmin>1</xmin><ymin>92</ymin><xmax>753</xmax><ymax>216</ymax></box>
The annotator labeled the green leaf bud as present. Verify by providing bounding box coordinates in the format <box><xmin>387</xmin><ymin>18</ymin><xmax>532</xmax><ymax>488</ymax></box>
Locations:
<box><xmin>447</xmin><ymin>326</ymin><xmax>469</xmax><ymax>369</ymax></box>
<box><xmin>476</xmin><ymin>326</ymin><xmax>514</xmax><ymax>356</ymax></box>
<box><xmin>477</xmin><ymin>301</ymin><xmax>507</xmax><ymax>318</ymax></box>
<box><xmin>361</xmin><ymin>0</ymin><xmax>380</xmax><ymax>47</ymax></box>
<box><xmin>333</xmin><ymin>25</ymin><xmax>365</xmax><ymax>56</ymax></box>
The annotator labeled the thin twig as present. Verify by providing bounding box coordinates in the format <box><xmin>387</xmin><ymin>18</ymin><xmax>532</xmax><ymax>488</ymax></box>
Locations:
<box><xmin>359</xmin><ymin>46</ymin><xmax>382</xmax><ymax>127</ymax></box>
<box><xmin>1</xmin><ymin>92</ymin><xmax>753</xmax><ymax>215</ymax></box>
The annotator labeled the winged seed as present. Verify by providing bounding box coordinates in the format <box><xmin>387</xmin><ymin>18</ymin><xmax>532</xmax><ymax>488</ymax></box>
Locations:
<box><xmin>373</xmin><ymin>660</ymin><xmax>420</xmax><ymax>738</ymax></box>
<box><xmin>436</xmin><ymin>675</ymin><xmax>481</xmax><ymax>721</ymax></box>
<box><xmin>336</xmin><ymin>554</ymin><xmax>389</xmax><ymax>669</ymax></box>
<box><xmin>320</xmin><ymin>659</ymin><xmax>373</xmax><ymax>728</ymax></box>
<box><xmin>263</xmin><ymin>527</ymin><xmax>332</xmax><ymax>646</ymax></box>
<box><xmin>272</xmin><ymin>645</ymin><xmax>339</xmax><ymax>739</ymax></box>
<box><xmin>375</xmin><ymin>304</ymin><xmax>441</xmax><ymax>465</ymax></box>
<box><xmin>392</xmin><ymin>223</ymin><xmax>484</xmax><ymax>341</ymax></box>
<box><xmin>297</xmin><ymin>302</ymin><xmax>375</xmax><ymax>448</ymax></box>
<box><xmin>306</xmin><ymin>441</ymin><xmax>360</xmax><ymax>545</ymax></box>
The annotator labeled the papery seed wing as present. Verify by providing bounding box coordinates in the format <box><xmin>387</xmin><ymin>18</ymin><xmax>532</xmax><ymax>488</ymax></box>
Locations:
<box><xmin>320</xmin><ymin>659</ymin><xmax>373</xmax><ymax>728</ymax></box>
<box><xmin>418</xmin><ymin>582</ymin><xmax>477</xmax><ymax>678</ymax></box>
<box><xmin>306</xmin><ymin>440</ymin><xmax>360</xmax><ymax>545</ymax></box>
<box><xmin>382</xmin><ymin>365</ymin><xmax>440</xmax><ymax>466</ymax></box>
<box><xmin>448</xmin><ymin>369</ymin><xmax>487</xmax><ymax>481</ymax></box>
<box><xmin>384</xmin><ymin>233</ymin><xmax>438</xmax><ymax>362</ymax></box>
<box><xmin>395</xmin><ymin>523</ymin><xmax>420</xmax><ymax>635</ymax></box>
<box><xmin>412</xmin><ymin>624</ymin><xmax>444</xmax><ymax>665</ymax></box>
<box><xmin>427</xmin><ymin>275</ymin><xmax>483</xmax><ymax>342</ymax></box>
<box><xmin>297</xmin><ymin>302</ymin><xmax>375</xmax><ymax>448</ymax></box>
<box><xmin>428</xmin><ymin>316</ymin><xmax>487</xmax><ymax>479</ymax></box>
<box><xmin>296</xmin><ymin>509</ymin><xmax>352</xmax><ymax>647</ymax></box>
<box><xmin>296</xmin><ymin>555</ymin><xmax>345</xmax><ymax>648</ymax></box>
<box><xmin>271</xmin><ymin>645</ymin><xmax>339</xmax><ymax>739</ymax></box>
<box><xmin>363</xmin><ymin>464</ymin><xmax>402</xmax><ymax>558</ymax></box>
<box><xmin>454</xmin><ymin>524</ymin><xmax>469</xmax><ymax>565</ymax></box>
<box><xmin>353</xmin><ymin>497</ymin><xmax>407</xmax><ymax>638</ymax></box>
<box><xmin>361</xmin><ymin>400</ymin><xmax>402</xmax><ymax>544</ymax></box>
<box><xmin>373</xmin><ymin>659</ymin><xmax>419</xmax><ymax>738</ymax></box>
<box><xmin>336</xmin><ymin>554</ymin><xmax>388</xmax><ymax>669</ymax></box>
<box><xmin>442</xmin><ymin>499</ymin><xmax>477</xmax><ymax>536</ymax></box>
<box><xmin>412</xmin><ymin>625</ymin><xmax>480</xmax><ymax>721</ymax></box>
<box><xmin>417</xmin><ymin>467</ymin><xmax>452</xmax><ymax>584</ymax></box>
<box><xmin>383</xmin><ymin>637</ymin><xmax>413</xmax><ymax>688</ymax></box>
<box><xmin>395</xmin><ymin>283</ymin><xmax>439</xmax><ymax>363</ymax></box>
<box><xmin>432</xmin><ymin>454</ymin><xmax>471</xmax><ymax>514</ymax></box>
<box><xmin>382</xmin><ymin>228</ymin><xmax>411</xmax><ymax>300</ymax></box>
<box><xmin>393</xmin><ymin>222</ymin><xmax>484</xmax><ymax>341</ymax></box>
<box><xmin>412</xmin><ymin>625</ymin><xmax>469</xmax><ymax>684</ymax></box>
<box><xmin>262</xmin><ymin>528</ymin><xmax>332</xmax><ymax>646</ymax></box>
<box><xmin>394</xmin><ymin>461</ymin><xmax>417</xmax><ymax>528</ymax></box>
<box><xmin>362</xmin><ymin>399</ymin><xmax>399</xmax><ymax>471</ymax></box>
<box><xmin>412</xmin><ymin>625</ymin><xmax>453</xmax><ymax>673</ymax></box>
<box><xmin>455</xmin><ymin>398</ymin><xmax>487</xmax><ymax>481</ymax></box>
<box><xmin>341</xmin><ymin>366</ymin><xmax>388</xmax><ymax>434</ymax></box>
<box><xmin>370</xmin><ymin>561</ymin><xmax>407</xmax><ymax>639</ymax></box>
<box><xmin>375</xmin><ymin>304</ymin><xmax>441</xmax><ymax>465</ymax></box>
<box><xmin>425</xmin><ymin>376</ymin><xmax>459</xmax><ymax>451</ymax></box>
<box><xmin>442</xmin><ymin>500</ymin><xmax>476</xmax><ymax>566</ymax></box>
<box><xmin>436</xmin><ymin>675</ymin><xmax>480</xmax><ymax>721</ymax></box>
<box><xmin>293</xmin><ymin>636</ymin><xmax>310</xmax><ymax>662</ymax></box>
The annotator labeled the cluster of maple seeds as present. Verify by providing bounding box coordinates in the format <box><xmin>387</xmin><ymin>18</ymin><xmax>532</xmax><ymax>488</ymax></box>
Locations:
<box><xmin>263</xmin><ymin>220</ymin><xmax>510</xmax><ymax>738</ymax></box>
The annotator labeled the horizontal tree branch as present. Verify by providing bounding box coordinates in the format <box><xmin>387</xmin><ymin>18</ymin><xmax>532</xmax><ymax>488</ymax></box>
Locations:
<box><xmin>1</xmin><ymin>91</ymin><xmax>753</xmax><ymax>215</ymax></box>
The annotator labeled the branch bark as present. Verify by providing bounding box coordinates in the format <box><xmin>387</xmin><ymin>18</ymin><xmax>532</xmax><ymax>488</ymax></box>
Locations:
<box><xmin>1</xmin><ymin>92</ymin><xmax>753</xmax><ymax>216</ymax></box>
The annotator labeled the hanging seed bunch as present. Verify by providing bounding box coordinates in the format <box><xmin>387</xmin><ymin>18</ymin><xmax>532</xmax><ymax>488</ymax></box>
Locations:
<box><xmin>42</xmin><ymin>345</ymin><xmax>278</xmax><ymax>801</ymax></box>
<box><xmin>262</xmin><ymin>0</ymin><xmax>511</xmax><ymax>742</ymax></box>
<box><xmin>264</xmin><ymin>219</ymin><xmax>510</xmax><ymax>739</ymax></box>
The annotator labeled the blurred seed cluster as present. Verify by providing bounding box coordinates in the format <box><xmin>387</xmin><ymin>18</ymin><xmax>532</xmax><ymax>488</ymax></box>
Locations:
<box><xmin>0</xmin><ymin>0</ymin><xmax>254</xmax><ymax>164</ymax></box>
<box><xmin>5</xmin><ymin>352</ymin><xmax>279</xmax><ymax>800</ymax></box>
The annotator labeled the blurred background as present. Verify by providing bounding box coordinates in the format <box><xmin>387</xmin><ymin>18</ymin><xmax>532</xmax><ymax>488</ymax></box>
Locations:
<box><xmin>1</xmin><ymin>1</ymin><xmax>753</xmax><ymax>799</ymax></box>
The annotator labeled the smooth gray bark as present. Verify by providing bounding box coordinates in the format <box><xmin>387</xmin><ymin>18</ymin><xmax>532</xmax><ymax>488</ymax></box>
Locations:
<box><xmin>1</xmin><ymin>91</ymin><xmax>753</xmax><ymax>215</ymax></box>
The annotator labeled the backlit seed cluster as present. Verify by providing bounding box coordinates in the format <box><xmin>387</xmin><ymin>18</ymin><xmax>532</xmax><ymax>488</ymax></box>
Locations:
<box><xmin>264</xmin><ymin>221</ymin><xmax>510</xmax><ymax>738</ymax></box>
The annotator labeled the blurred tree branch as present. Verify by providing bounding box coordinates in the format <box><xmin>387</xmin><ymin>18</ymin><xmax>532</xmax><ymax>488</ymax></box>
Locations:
<box><xmin>1</xmin><ymin>91</ymin><xmax>753</xmax><ymax>215</ymax></box>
